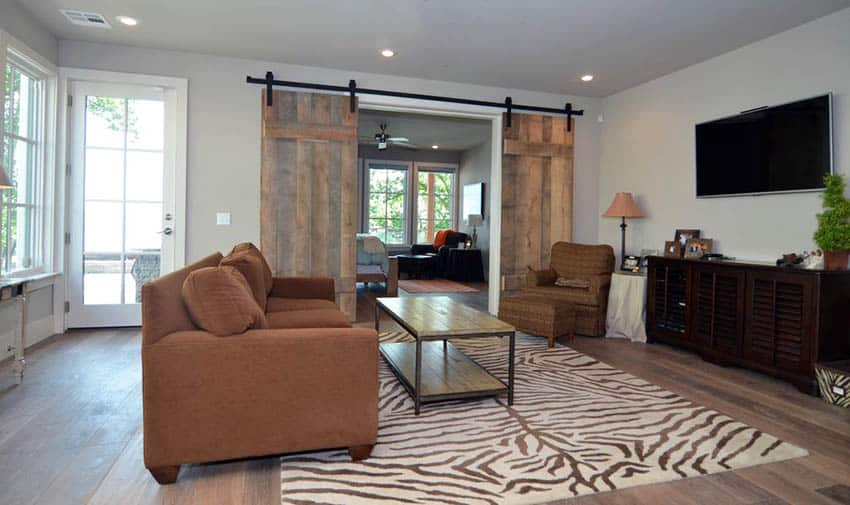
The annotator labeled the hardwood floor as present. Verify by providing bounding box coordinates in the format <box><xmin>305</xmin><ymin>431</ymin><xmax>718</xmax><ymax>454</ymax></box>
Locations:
<box><xmin>1</xmin><ymin>285</ymin><xmax>848</xmax><ymax>504</ymax></box>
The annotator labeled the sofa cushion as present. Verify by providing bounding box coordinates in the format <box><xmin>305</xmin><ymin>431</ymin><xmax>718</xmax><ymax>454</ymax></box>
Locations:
<box><xmin>221</xmin><ymin>249</ymin><xmax>269</xmax><ymax>310</ymax></box>
<box><xmin>524</xmin><ymin>285</ymin><xmax>600</xmax><ymax>307</ymax></box>
<box><xmin>266</xmin><ymin>309</ymin><xmax>351</xmax><ymax>329</ymax></box>
<box><xmin>229</xmin><ymin>242</ymin><xmax>273</xmax><ymax>294</ymax></box>
<box><xmin>141</xmin><ymin>252</ymin><xmax>223</xmax><ymax>346</ymax></box>
<box><xmin>266</xmin><ymin>297</ymin><xmax>339</xmax><ymax>313</ymax></box>
<box><xmin>433</xmin><ymin>229</ymin><xmax>452</xmax><ymax>248</ymax></box>
<box><xmin>182</xmin><ymin>266</ymin><xmax>268</xmax><ymax>336</ymax></box>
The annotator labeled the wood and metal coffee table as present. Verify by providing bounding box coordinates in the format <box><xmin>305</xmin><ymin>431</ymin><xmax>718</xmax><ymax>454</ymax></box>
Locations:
<box><xmin>375</xmin><ymin>296</ymin><xmax>516</xmax><ymax>415</ymax></box>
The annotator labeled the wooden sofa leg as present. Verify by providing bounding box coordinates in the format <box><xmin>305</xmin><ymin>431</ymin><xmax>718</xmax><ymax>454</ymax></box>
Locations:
<box><xmin>547</xmin><ymin>335</ymin><xmax>555</xmax><ymax>348</ymax></box>
<box><xmin>149</xmin><ymin>465</ymin><xmax>180</xmax><ymax>484</ymax></box>
<box><xmin>349</xmin><ymin>444</ymin><xmax>374</xmax><ymax>461</ymax></box>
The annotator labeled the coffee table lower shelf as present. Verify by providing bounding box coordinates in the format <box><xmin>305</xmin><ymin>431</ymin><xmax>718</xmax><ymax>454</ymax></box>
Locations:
<box><xmin>380</xmin><ymin>341</ymin><xmax>507</xmax><ymax>410</ymax></box>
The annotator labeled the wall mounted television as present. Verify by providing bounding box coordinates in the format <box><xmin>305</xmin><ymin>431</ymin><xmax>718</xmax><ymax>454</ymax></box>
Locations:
<box><xmin>695</xmin><ymin>94</ymin><xmax>832</xmax><ymax>198</ymax></box>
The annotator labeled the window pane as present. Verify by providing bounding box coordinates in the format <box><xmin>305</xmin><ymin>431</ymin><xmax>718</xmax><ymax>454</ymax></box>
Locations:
<box><xmin>386</xmin><ymin>192</ymin><xmax>405</xmax><ymax>220</ymax></box>
<box><xmin>127</xmin><ymin>99</ymin><xmax>164</xmax><ymax>150</ymax></box>
<box><xmin>125</xmin><ymin>203</ymin><xmax>162</xmax><ymax>252</ymax></box>
<box><xmin>368</xmin><ymin>193</ymin><xmax>387</xmax><ymax>219</ymax></box>
<box><xmin>126</xmin><ymin>151</ymin><xmax>164</xmax><ymax>201</ymax></box>
<box><xmin>85</xmin><ymin>148</ymin><xmax>124</xmax><ymax>201</ymax></box>
<box><xmin>434</xmin><ymin>195</ymin><xmax>452</xmax><ymax>220</ymax></box>
<box><xmin>85</xmin><ymin>201</ymin><xmax>123</xmax><ymax>253</ymax></box>
<box><xmin>4</xmin><ymin>65</ymin><xmax>39</xmax><ymax>139</ymax></box>
<box><xmin>4</xmin><ymin>137</ymin><xmax>37</xmax><ymax>205</ymax></box>
<box><xmin>86</xmin><ymin>96</ymin><xmax>126</xmax><ymax>149</ymax></box>
<box><xmin>386</xmin><ymin>169</ymin><xmax>406</xmax><ymax>193</ymax></box>
<box><xmin>8</xmin><ymin>205</ymin><xmax>34</xmax><ymax>271</ymax></box>
<box><xmin>368</xmin><ymin>168</ymin><xmax>386</xmax><ymax>190</ymax></box>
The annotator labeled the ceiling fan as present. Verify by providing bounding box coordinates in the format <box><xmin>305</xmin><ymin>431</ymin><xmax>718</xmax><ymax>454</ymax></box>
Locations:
<box><xmin>359</xmin><ymin>122</ymin><xmax>419</xmax><ymax>150</ymax></box>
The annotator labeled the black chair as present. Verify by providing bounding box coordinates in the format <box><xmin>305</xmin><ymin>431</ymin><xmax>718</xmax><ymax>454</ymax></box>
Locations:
<box><xmin>411</xmin><ymin>231</ymin><xmax>469</xmax><ymax>277</ymax></box>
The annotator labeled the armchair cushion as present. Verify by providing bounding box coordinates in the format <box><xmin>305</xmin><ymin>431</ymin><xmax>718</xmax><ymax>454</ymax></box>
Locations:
<box><xmin>182</xmin><ymin>266</ymin><xmax>268</xmax><ymax>336</ymax></box>
<box><xmin>555</xmin><ymin>277</ymin><xmax>591</xmax><ymax>289</ymax></box>
<box><xmin>524</xmin><ymin>285</ymin><xmax>600</xmax><ymax>307</ymax></box>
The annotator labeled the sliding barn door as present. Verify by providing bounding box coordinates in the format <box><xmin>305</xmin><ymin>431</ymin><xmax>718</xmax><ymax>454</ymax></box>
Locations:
<box><xmin>261</xmin><ymin>90</ymin><xmax>358</xmax><ymax>319</ymax></box>
<box><xmin>501</xmin><ymin>113</ymin><xmax>574</xmax><ymax>292</ymax></box>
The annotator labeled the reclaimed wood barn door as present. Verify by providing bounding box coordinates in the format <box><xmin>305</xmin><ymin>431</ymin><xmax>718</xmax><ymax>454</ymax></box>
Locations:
<box><xmin>501</xmin><ymin>113</ymin><xmax>574</xmax><ymax>293</ymax></box>
<box><xmin>260</xmin><ymin>90</ymin><xmax>358</xmax><ymax>319</ymax></box>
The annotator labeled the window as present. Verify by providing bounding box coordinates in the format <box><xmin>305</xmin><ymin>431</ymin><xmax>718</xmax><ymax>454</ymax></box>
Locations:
<box><xmin>2</xmin><ymin>55</ymin><xmax>45</xmax><ymax>275</ymax></box>
<box><xmin>366</xmin><ymin>162</ymin><xmax>408</xmax><ymax>245</ymax></box>
<box><xmin>416</xmin><ymin>168</ymin><xmax>455</xmax><ymax>243</ymax></box>
<box><xmin>362</xmin><ymin>160</ymin><xmax>457</xmax><ymax>246</ymax></box>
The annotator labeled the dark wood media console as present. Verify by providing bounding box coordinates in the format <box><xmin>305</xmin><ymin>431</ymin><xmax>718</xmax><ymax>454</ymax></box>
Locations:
<box><xmin>647</xmin><ymin>256</ymin><xmax>850</xmax><ymax>394</ymax></box>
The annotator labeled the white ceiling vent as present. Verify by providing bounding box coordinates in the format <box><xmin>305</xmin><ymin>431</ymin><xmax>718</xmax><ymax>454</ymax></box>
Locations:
<box><xmin>60</xmin><ymin>10</ymin><xmax>112</xmax><ymax>29</ymax></box>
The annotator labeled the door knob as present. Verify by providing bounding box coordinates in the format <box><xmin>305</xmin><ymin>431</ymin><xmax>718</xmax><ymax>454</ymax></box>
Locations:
<box><xmin>158</xmin><ymin>227</ymin><xmax>173</xmax><ymax>236</ymax></box>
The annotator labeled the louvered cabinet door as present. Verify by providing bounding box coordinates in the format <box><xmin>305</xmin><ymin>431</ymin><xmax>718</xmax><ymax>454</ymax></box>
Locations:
<box><xmin>692</xmin><ymin>267</ymin><xmax>745</xmax><ymax>356</ymax></box>
<box><xmin>744</xmin><ymin>272</ymin><xmax>815</xmax><ymax>373</ymax></box>
<box><xmin>648</xmin><ymin>261</ymin><xmax>691</xmax><ymax>344</ymax></box>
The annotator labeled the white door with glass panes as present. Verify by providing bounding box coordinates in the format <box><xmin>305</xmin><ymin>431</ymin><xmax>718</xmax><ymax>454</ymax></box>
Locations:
<box><xmin>67</xmin><ymin>81</ymin><xmax>179</xmax><ymax>327</ymax></box>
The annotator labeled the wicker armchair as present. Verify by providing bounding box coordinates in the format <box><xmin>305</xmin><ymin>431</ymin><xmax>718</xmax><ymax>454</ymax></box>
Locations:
<box><xmin>524</xmin><ymin>242</ymin><xmax>615</xmax><ymax>336</ymax></box>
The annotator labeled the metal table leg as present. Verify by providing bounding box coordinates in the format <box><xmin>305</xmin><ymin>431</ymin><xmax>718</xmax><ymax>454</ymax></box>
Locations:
<box><xmin>415</xmin><ymin>338</ymin><xmax>422</xmax><ymax>415</ymax></box>
<box><xmin>375</xmin><ymin>303</ymin><xmax>381</xmax><ymax>332</ymax></box>
<box><xmin>508</xmin><ymin>331</ymin><xmax>515</xmax><ymax>405</ymax></box>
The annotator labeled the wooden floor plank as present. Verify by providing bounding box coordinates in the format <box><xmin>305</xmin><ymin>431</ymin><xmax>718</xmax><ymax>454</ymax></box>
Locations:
<box><xmin>0</xmin><ymin>285</ymin><xmax>847</xmax><ymax>505</ymax></box>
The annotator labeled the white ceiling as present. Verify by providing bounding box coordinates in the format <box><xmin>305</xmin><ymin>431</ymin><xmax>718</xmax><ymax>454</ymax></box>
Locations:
<box><xmin>21</xmin><ymin>0</ymin><xmax>850</xmax><ymax>97</ymax></box>
<box><xmin>359</xmin><ymin>110</ymin><xmax>490</xmax><ymax>152</ymax></box>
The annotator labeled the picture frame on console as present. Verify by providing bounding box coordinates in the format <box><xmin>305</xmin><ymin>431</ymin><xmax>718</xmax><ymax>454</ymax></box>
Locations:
<box><xmin>664</xmin><ymin>241</ymin><xmax>682</xmax><ymax>258</ymax></box>
<box><xmin>684</xmin><ymin>238</ymin><xmax>713</xmax><ymax>259</ymax></box>
<box><xmin>674</xmin><ymin>229</ymin><xmax>700</xmax><ymax>247</ymax></box>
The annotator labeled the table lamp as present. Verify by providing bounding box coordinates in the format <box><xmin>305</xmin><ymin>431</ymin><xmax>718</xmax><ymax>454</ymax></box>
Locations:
<box><xmin>603</xmin><ymin>192</ymin><xmax>643</xmax><ymax>263</ymax></box>
<box><xmin>466</xmin><ymin>214</ymin><xmax>484</xmax><ymax>248</ymax></box>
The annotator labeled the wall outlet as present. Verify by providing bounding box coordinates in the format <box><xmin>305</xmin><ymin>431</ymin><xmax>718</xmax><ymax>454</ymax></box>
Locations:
<box><xmin>216</xmin><ymin>212</ymin><xmax>231</xmax><ymax>226</ymax></box>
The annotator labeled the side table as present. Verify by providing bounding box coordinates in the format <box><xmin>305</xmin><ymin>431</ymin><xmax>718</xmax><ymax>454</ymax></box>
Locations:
<box><xmin>605</xmin><ymin>271</ymin><xmax>647</xmax><ymax>342</ymax></box>
<box><xmin>445</xmin><ymin>248</ymin><xmax>485</xmax><ymax>282</ymax></box>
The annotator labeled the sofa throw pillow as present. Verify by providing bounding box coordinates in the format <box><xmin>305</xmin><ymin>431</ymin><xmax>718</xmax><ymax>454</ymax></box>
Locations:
<box><xmin>221</xmin><ymin>250</ymin><xmax>269</xmax><ymax>310</ymax></box>
<box><xmin>229</xmin><ymin>242</ymin><xmax>273</xmax><ymax>294</ymax></box>
<box><xmin>555</xmin><ymin>277</ymin><xmax>591</xmax><ymax>289</ymax></box>
<box><xmin>433</xmin><ymin>229</ymin><xmax>453</xmax><ymax>249</ymax></box>
<box><xmin>182</xmin><ymin>266</ymin><xmax>268</xmax><ymax>336</ymax></box>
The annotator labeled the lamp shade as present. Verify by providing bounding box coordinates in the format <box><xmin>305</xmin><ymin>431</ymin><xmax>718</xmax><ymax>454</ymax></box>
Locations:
<box><xmin>0</xmin><ymin>162</ymin><xmax>12</xmax><ymax>189</ymax></box>
<box><xmin>467</xmin><ymin>214</ymin><xmax>484</xmax><ymax>227</ymax></box>
<box><xmin>603</xmin><ymin>192</ymin><xmax>643</xmax><ymax>218</ymax></box>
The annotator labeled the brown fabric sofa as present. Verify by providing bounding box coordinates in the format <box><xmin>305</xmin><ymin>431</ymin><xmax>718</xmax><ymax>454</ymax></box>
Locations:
<box><xmin>524</xmin><ymin>242</ymin><xmax>615</xmax><ymax>337</ymax></box>
<box><xmin>141</xmin><ymin>251</ymin><xmax>378</xmax><ymax>484</ymax></box>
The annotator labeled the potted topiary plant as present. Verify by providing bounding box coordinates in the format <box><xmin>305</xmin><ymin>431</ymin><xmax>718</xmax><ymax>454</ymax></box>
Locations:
<box><xmin>814</xmin><ymin>174</ymin><xmax>850</xmax><ymax>270</ymax></box>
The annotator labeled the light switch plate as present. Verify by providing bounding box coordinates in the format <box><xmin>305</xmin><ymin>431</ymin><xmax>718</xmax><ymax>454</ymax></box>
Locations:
<box><xmin>216</xmin><ymin>212</ymin><xmax>231</xmax><ymax>226</ymax></box>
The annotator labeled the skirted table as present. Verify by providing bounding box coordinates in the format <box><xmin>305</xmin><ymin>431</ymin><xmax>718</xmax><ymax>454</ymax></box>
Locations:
<box><xmin>605</xmin><ymin>271</ymin><xmax>647</xmax><ymax>342</ymax></box>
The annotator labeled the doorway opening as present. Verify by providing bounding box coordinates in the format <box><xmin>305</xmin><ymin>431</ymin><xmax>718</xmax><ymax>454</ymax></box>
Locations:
<box><xmin>353</xmin><ymin>101</ymin><xmax>503</xmax><ymax>318</ymax></box>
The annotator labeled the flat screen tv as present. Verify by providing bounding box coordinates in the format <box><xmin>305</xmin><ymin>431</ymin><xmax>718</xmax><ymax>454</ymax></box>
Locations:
<box><xmin>695</xmin><ymin>94</ymin><xmax>832</xmax><ymax>198</ymax></box>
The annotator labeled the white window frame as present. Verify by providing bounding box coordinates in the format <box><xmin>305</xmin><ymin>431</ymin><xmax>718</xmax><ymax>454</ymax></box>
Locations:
<box><xmin>362</xmin><ymin>159</ymin><xmax>411</xmax><ymax>246</ymax></box>
<box><xmin>0</xmin><ymin>31</ymin><xmax>57</xmax><ymax>278</ymax></box>
<box><xmin>412</xmin><ymin>161</ymin><xmax>458</xmax><ymax>244</ymax></box>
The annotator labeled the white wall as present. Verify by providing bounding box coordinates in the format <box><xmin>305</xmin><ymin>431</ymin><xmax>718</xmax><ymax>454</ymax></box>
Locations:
<box><xmin>598</xmin><ymin>7</ymin><xmax>850</xmax><ymax>264</ymax></box>
<box><xmin>459</xmin><ymin>142</ymin><xmax>492</xmax><ymax>278</ymax></box>
<box><xmin>59</xmin><ymin>41</ymin><xmax>602</xmax><ymax>262</ymax></box>
<box><xmin>0</xmin><ymin>0</ymin><xmax>57</xmax><ymax>63</ymax></box>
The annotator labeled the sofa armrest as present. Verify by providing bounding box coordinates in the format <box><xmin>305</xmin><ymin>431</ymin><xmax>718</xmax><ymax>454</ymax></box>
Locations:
<box><xmin>270</xmin><ymin>277</ymin><xmax>335</xmax><ymax>301</ymax></box>
<box><xmin>142</xmin><ymin>327</ymin><xmax>378</xmax><ymax>468</ymax></box>
<box><xmin>411</xmin><ymin>244</ymin><xmax>437</xmax><ymax>255</ymax></box>
<box><xmin>526</xmin><ymin>267</ymin><xmax>557</xmax><ymax>287</ymax></box>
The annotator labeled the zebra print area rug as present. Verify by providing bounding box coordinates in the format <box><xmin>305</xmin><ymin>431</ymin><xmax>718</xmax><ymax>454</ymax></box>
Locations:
<box><xmin>281</xmin><ymin>332</ymin><xmax>806</xmax><ymax>504</ymax></box>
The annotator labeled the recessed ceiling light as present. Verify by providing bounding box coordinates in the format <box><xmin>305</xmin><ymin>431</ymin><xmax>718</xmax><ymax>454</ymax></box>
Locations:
<box><xmin>431</xmin><ymin>145</ymin><xmax>439</xmax><ymax>149</ymax></box>
<box><xmin>116</xmin><ymin>16</ymin><xmax>138</xmax><ymax>26</ymax></box>
<box><xmin>581</xmin><ymin>74</ymin><xmax>594</xmax><ymax>82</ymax></box>
<box><xmin>380</xmin><ymin>49</ymin><xmax>396</xmax><ymax>58</ymax></box>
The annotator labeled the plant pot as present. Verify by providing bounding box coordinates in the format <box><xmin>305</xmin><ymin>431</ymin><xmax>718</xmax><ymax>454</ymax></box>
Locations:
<box><xmin>823</xmin><ymin>250</ymin><xmax>850</xmax><ymax>271</ymax></box>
